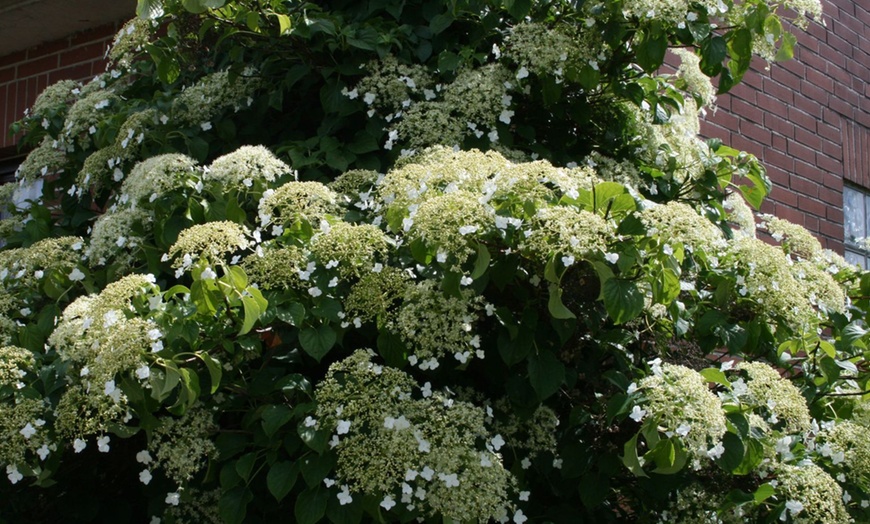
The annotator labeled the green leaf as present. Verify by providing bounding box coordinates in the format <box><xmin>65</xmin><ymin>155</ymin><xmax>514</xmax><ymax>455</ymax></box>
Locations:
<box><xmin>528</xmin><ymin>350</ymin><xmax>565</xmax><ymax>401</ymax></box>
<box><xmin>137</xmin><ymin>0</ymin><xmax>163</xmax><ymax>19</ymax></box>
<box><xmin>700</xmin><ymin>36</ymin><xmax>727</xmax><ymax>76</ymax></box>
<box><xmin>275</xmin><ymin>13</ymin><xmax>292</xmax><ymax>35</ymax></box>
<box><xmin>775</xmin><ymin>32</ymin><xmax>797</xmax><ymax>61</ymax></box>
<box><xmin>717</xmin><ymin>432</ymin><xmax>745</xmax><ymax>473</ymax></box>
<box><xmin>429</xmin><ymin>13</ymin><xmax>453</xmax><ymax>34</ymax></box>
<box><xmin>235</xmin><ymin>452</ymin><xmax>257</xmax><ymax>482</ymax></box>
<box><xmin>498</xmin><ymin>325</ymin><xmax>533</xmax><ymax>366</ymax></box>
<box><xmin>753</xmin><ymin>483</ymin><xmax>775</xmax><ymax>503</ymax></box>
<box><xmin>295</xmin><ymin>485</ymin><xmax>329</xmax><ymax>524</ymax></box>
<box><xmin>196</xmin><ymin>352</ymin><xmax>223</xmax><ymax>393</ymax></box>
<box><xmin>299</xmin><ymin>324</ymin><xmax>337</xmax><ymax>361</ymax></box>
<box><xmin>182</xmin><ymin>0</ymin><xmax>209</xmax><ymax>14</ymax></box>
<box><xmin>635</xmin><ymin>23</ymin><xmax>667</xmax><ymax>72</ymax></box>
<box><xmin>219</xmin><ymin>486</ymin><xmax>253</xmax><ymax>524</ymax></box>
<box><xmin>240</xmin><ymin>295</ymin><xmax>262</xmax><ymax>336</ymax></box>
<box><xmin>593</xmin><ymin>182</ymin><xmax>628</xmax><ymax>213</ymax></box>
<box><xmin>298</xmin><ymin>425</ymin><xmax>329</xmax><ymax>454</ymax></box>
<box><xmin>602</xmin><ymin>279</ymin><xmax>644</xmax><ymax>325</ymax></box>
<box><xmin>733</xmin><ymin>438</ymin><xmax>764</xmax><ymax>475</ymax></box>
<box><xmin>651</xmin><ymin>438</ymin><xmax>688</xmax><ymax>474</ymax></box>
<box><xmin>547</xmin><ymin>283</ymin><xmax>576</xmax><ymax>320</ymax></box>
<box><xmin>226</xmin><ymin>265</ymin><xmax>248</xmax><ymax>292</ymax></box>
<box><xmin>819</xmin><ymin>340</ymin><xmax>837</xmax><ymax>358</ymax></box>
<box><xmin>156</xmin><ymin>55</ymin><xmax>180</xmax><ymax>84</ymax></box>
<box><xmin>262</xmin><ymin>404</ymin><xmax>294</xmax><ymax>438</ymax></box>
<box><xmin>301</xmin><ymin>452</ymin><xmax>337</xmax><ymax>488</ymax></box>
<box><xmin>246</xmin><ymin>11</ymin><xmax>261</xmax><ymax>32</ymax></box>
<box><xmin>278</xmin><ymin>302</ymin><xmax>306</xmax><ymax>326</ymax></box>
<box><xmin>699</xmin><ymin>367</ymin><xmax>730</xmax><ymax>389</ymax></box>
<box><xmin>622</xmin><ymin>434</ymin><xmax>648</xmax><ymax>477</ymax></box>
<box><xmin>151</xmin><ymin>362</ymin><xmax>181</xmax><ymax>401</ymax></box>
<box><xmin>504</xmin><ymin>0</ymin><xmax>532</xmax><ymax>20</ymax></box>
<box><xmin>164</xmin><ymin>284</ymin><xmax>191</xmax><ymax>298</ymax></box>
<box><xmin>578</xmin><ymin>472</ymin><xmax>611</xmax><ymax>510</ymax></box>
<box><xmin>267</xmin><ymin>461</ymin><xmax>298</xmax><ymax>502</ymax></box>
<box><xmin>377</xmin><ymin>330</ymin><xmax>408</xmax><ymax>368</ymax></box>
<box><xmin>437</xmin><ymin>51</ymin><xmax>461</xmax><ymax>72</ymax></box>
<box><xmin>739</xmin><ymin>180</ymin><xmax>766</xmax><ymax>209</ymax></box>
<box><xmin>471</xmin><ymin>243</ymin><xmax>491</xmax><ymax>279</ymax></box>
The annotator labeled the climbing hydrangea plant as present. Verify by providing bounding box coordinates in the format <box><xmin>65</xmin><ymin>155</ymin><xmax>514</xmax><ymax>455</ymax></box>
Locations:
<box><xmin>3</xmin><ymin>0</ymin><xmax>866</xmax><ymax>523</ymax></box>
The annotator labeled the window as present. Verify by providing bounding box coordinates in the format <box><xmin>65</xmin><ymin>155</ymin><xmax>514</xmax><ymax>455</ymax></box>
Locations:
<box><xmin>844</xmin><ymin>185</ymin><xmax>870</xmax><ymax>269</ymax></box>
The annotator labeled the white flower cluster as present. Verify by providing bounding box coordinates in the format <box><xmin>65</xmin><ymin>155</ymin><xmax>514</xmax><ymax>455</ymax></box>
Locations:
<box><xmin>315</xmin><ymin>350</ymin><xmax>517</xmax><ymax>521</ymax></box>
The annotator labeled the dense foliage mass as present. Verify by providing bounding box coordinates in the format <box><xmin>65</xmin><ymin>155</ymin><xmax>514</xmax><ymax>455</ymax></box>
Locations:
<box><xmin>2</xmin><ymin>0</ymin><xmax>865</xmax><ymax>522</ymax></box>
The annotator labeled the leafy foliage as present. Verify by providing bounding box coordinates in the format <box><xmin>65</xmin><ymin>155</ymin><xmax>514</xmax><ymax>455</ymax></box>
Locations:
<box><xmin>3</xmin><ymin>0</ymin><xmax>863</xmax><ymax>523</ymax></box>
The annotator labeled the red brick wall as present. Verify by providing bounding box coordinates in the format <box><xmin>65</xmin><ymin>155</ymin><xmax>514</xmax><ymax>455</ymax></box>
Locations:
<box><xmin>701</xmin><ymin>0</ymin><xmax>870</xmax><ymax>253</ymax></box>
<box><xmin>0</xmin><ymin>23</ymin><xmax>118</xmax><ymax>150</ymax></box>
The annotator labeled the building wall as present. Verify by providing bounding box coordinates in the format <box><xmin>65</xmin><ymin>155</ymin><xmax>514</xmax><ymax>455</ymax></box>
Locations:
<box><xmin>701</xmin><ymin>0</ymin><xmax>870</xmax><ymax>254</ymax></box>
<box><xmin>0</xmin><ymin>23</ymin><xmax>117</xmax><ymax>151</ymax></box>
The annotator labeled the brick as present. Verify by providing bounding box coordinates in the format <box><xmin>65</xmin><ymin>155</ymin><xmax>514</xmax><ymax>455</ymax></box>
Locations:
<box><xmin>771</xmin><ymin>134</ymin><xmax>788</xmax><ymax>152</ymax></box>
<box><xmin>827</xmin><ymin>32</ymin><xmax>855</xmax><ymax>58</ymax></box>
<box><xmin>0</xmin><ymin>65</ymin><xmax>14</xmax><ymax>85</ymax></box>
<box><xmin>822</xmin><ymin>172</ymin><xmax>844</xmax><ymax>190</ymax></box>
<box><xmin>798</xmin><ymin>195</ymin><xmax>829</xmax><ymax>218</ymax></box>
<box><xmin>775</xmin><ymin>204</ymin><xmax>808</xmax><ymax>226</ymax></box>
<box><xmin>25</xmin><ymin>76</ymin><xmax>39</xmax><ymax>111</ymax></box>
<box><xmin>799</xmin><ymin>80</ymin><xmax>829</xmax><ymax>105</ymax></box>
<box><xmin>827</xmin><ymin>61</ymin><xmax>852</xmax><ymax>85</ymax></box>
<box><xmin>765</xmin><ymin>147</ymin><xmax>795</xmax><ymax>172</ymax></box>
<box><xmin>770</xmin><ymin>66</ymin><xmax>803</xmax><ymax>91</ymax></box>
<box><xmin>816</xmin><ymin>120</ymin><xmax>841</xmax><ymax>142</ymax></box>
<box><xmin>26</xmin><ymin>38</ymin><xmax>68</xmax><ymax>60</ymax></box>
<box><xmin>759</xmin><ymin>199</ymin><xmax>777</xmax><ymax>215</ymax></box>
<box><xmin>794</xmin><ymin>93</ymin><xmax>824</xmax><ymax>117</ymax></box>
<box><xmin>817</xmin><ymin>154</ymin><xmax>844</xmax><ymax>175</ymax></box>
<box><xmin>728</xmin><ymin>85</ymin><xmax>756</xmax><ymax>107</ymax></box>
<box><xmin>764</xmin><ymin>112</ymin><xmax>795</xmax><ymax>138</ymax></box>
<box><xmin>825</xmin><ymin>238</ymin><xmax>845</xmax><ymax>252</ymax></box>
<box><xmin>60</xmin><ymin>42</ymin><xmax>107</xmax><ymax>68</ymax></box>
<box><xmin>801</xmin><ymin>48</ymin><xmax>828</xmax><ymax>74</ymax></box>
<box><xmin>820</xmin><ymin>138</ymin><xmax>843</xmax><ymax>161</ymax></box>
<box><xmin>48</xmin><ymin>63</ymin><xmax>92</xmax><ymax>84</ymax></box>
<box><xmin>804</xmin><ymin>67</ymin><xmax>834</xmax><ymax>93</ymax></box>
<box><xmin>794</xmin><ymin>126</ymin><xmax>824</xmax><ymax>151</ymax></box>
<box><xmin>704</xmin><ymin>110</ymin><xmax>739</xmax><ymax>132</ymax></box>
<box><xmin>781</xmin><ymin>56</ymin><xmax>807</xmax><ymax>78</ymax></box>
<box><xmin>756</xmin><ymin>93</ymin><xmax>788</xmax><ymax>116</ymax></box>
<box><xmin>819</xmin><ymin>43</ymin><xmax>847</xmax><ymax>68</ymax></box>
<box><xmin>767</xmin><ymin>165</ymin><xmax>791</xmax><ymax>186</ymax></box>
<box><xmin>0</xmin><ymin>50</ymin><xmax>26</xmax><ymax>66</ymax></box>
<box><xmin>762</xmin><ymin>78</ymin><xmax>795</xmax><ymax>105</ymax></box>
<box><xmin>820</xmin><ymin>186</ymin><xmax>842</xmax><ymax>207</ymax></box>
<box><xmin>740</xmin><ymin>121</ymin><xmax>772</xmax><ymax>146</ymax></box>
<box><xmin>833</xmin><ymin>82</ymin><xmax>861</xmax><ymax>106</ymax></box>
<box><xmin>828</xmin><ymin>95</ymin><xmax>854</xmax><ymax>118</ymax></box>
<box><xmin>0</xmin><ymin>84</ymin><xmax>6</xmax><ymax>145</ymax></box>
<box><xmin>16</xmin><ymin>55</ymin><xmax>58</xmax><ymax>79</ymax></box>
<box><xmin>818</xmin><ymin>218</ymin><xmax>841</xmax><ymax>240</ymax></box>
<box><xmin>729</xmin><ymin>135</ymin><xmax>764</xmax><ymax>158</ymax></box>
<box><xmin>787</xmin><ymin>140</ymin><xmax>816</xmax><ymax>164</ymax></box>
<box><xmin>827</xmin><ymin>205</ymin><xmax>845</xmax><ymax>225</ymax></box>
<box><xmin>69</xmin><ymin>23</ymin><xmax>118</xmax><ymax>47</ymax></box>
<box><xmin>790</xmin><ymin>175</ymin><xmax>821</xmax><ymax>198</ymax></box>
<box><xmin>821</xmin><ymin>107</ymin><xmax>842</xmax><ymax>126</ymax></box>
<box><xmin>787</xmin><ymin>106</ymin><xmax>818</xmax><ymax>133</ymax></box>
